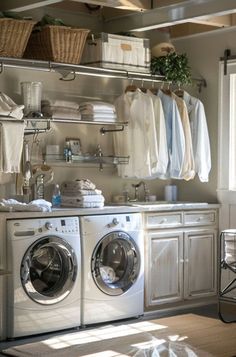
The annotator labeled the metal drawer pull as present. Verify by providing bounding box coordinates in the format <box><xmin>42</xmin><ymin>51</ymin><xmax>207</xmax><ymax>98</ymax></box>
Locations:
<box><xmin>160</xmin><ymin>218</ymin><xmax>167</xmax><ymax>224</ymax></box>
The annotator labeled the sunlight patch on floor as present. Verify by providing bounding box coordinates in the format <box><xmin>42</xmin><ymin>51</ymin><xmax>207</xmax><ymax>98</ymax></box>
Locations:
<box><xmin>42</xmin><ymin>320</ymin><xmax>168</xmax><ymax>350</ymax></box>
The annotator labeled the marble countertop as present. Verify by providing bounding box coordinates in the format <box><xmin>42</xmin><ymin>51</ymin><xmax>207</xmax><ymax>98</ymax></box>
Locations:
<box><xmin>0</xmin><ymin>202</ymin><xmax>220</xmax><ymax>219</ymax></box>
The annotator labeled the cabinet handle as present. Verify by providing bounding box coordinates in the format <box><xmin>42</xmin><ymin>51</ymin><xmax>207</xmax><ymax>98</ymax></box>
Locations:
<box><xmin>197</xmin><ymin>217</ymin><xmax>203</xmax><ymax>222</ymax></box>
<box><xmin>160</xmin><ymin>218</ymin><xmax>167</xmax><ymax>224</ymax></box>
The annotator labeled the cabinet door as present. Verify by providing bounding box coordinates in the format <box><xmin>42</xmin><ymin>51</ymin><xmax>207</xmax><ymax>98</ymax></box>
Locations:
<box><xmin>184</xmin><ymin>229</ymin><xmax>217</xmax><ymax>299</ymax></box>
<box><xmin>145</xmin><ymin>230</ymin><xmax>184</xmax><ymax>307</ymax></box>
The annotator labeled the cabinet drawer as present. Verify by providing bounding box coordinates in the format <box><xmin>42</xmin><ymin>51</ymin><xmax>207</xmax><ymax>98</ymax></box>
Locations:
<box><xmin>184</xmin><ymin>210</ymin><xmax>217</xmax><ymax>226</ymax></box>
<box><xmin>146</xmin><ymin>212</ymin><xmax>183</xmax><ymax>229</ymax></box>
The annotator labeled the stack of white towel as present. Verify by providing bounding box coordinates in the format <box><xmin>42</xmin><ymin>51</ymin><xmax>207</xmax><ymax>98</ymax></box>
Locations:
<box><xmin>41</xmin><ymin>99</ymin><xmax>81</xmax><ymax>121</ymax></box>
<box><xmin>61</xmin><ymin>179</ymin><xmax>105</xmax><ymax>208</ymax></box>
<box><xmin>79</xmin><ymin>101</ymin><xmax>117</xmax><ymax>122</ymax></box>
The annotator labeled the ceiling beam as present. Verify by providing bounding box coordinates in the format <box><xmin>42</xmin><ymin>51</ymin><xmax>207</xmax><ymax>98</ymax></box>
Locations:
<box><xmin>103</xmin><ymin>0</ymin><xmax>236</xmax><ymax>32</ymax></box>
<box><xmin>0</xmin><ymin>0</ymin><xmax>64</xmax><ymax>12</ymax></box>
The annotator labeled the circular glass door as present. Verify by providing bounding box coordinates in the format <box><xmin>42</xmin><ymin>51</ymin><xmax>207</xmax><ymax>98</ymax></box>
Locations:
<box><xmin>91</xmin><ymin>231</ymin><xmax>140</xmax><ymax>296</ymax></box>
<box><xmin>21</xmin><ymin>236</ymin><xmax>77</xmax><ymax>305</ymax></box>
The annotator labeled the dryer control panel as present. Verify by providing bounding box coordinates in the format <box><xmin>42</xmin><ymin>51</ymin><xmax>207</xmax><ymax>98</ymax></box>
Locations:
<box><xmin>8</xmin><ymin>216</ymin><xmax>80</xmax><ymax>238</ymax></box>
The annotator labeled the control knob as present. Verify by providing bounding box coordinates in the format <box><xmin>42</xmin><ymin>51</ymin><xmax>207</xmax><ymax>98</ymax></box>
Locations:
<box><xmin>108</xmin><ymin>218</ymin><xmax>119</xmax><ymax>228</ymax></box>
<box><xmin>45</xmin><ymin>222</ymin><xmax>53</xmax><ymax>230</ymax></box>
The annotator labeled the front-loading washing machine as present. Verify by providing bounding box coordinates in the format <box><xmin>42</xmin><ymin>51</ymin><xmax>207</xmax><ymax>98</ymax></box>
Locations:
<box><xmin>80</xmin><ymin>212</ymin><xmax>144</xmax><ymax>325</ymax></box>
<box><xmin>6</xmin><ymin>216</ymin><xmax>81</xmax><ymax>338</ymax></box>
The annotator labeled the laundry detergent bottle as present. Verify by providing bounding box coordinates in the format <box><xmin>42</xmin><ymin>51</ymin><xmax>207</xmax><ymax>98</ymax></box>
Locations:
<box><xmin>52</xmin><ymin>184</ymin><xmax>61</xmax><ymax>208</ymax></box>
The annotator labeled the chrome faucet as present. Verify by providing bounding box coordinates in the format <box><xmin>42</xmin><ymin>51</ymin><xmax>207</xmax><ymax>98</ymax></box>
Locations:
<box><xmin>131</xmin><ymin>181</ymin><xmax>149</xmax><ymax>202</ymax></box>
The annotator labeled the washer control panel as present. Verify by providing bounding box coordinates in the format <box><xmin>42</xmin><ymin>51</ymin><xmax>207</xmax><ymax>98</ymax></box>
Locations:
<box><xmin>48</xmin><ymin>217</ymin><xmax>79</xmax><ymax>234</ymax></box>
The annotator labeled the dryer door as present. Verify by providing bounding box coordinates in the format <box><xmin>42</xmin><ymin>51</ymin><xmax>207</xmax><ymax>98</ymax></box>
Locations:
<box><xmin>21</xmin><ymin>236</ymin><xmax>77</xmax><ymax>305</ymax></box>
<box><xmin>91</xmin><ymin>231</ymin><xmax>140</xmax><ymax>296</ymax></box>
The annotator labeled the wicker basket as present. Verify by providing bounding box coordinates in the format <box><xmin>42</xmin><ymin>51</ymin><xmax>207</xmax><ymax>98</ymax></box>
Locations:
<box><xmin>0</xmin><ymin>18</ymin><xmax>36</xmax><ymax>58</ymax></box>
<box><xmin>24</xmin><ymin>25</ymin><xmax>90</xmax><ymax>64</ymax></box>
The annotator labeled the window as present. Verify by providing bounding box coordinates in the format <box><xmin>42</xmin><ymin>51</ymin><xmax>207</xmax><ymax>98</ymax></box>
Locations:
<box><xmin>218</xmin><ymin>60</ymin><xmax>236</xmax><ymax>202</ymax></box>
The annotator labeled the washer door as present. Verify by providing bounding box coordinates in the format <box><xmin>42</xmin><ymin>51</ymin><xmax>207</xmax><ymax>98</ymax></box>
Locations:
<box><xmin>91</xmin><ymin>231</ymin><xmax>140</xmax><ymax>296</ymax></box>
<box><xmin>21</xmin><ymin>236</ymin><xmax>77</xmax><ymax>305</ymax></box>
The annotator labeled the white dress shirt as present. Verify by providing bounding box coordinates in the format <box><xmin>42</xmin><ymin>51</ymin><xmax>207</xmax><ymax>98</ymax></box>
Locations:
<box><xmin>183</xmin><ymin>91</ymin><xmax>211</xmax><ymax>182</ymax></box>
<box><xmin>114</xmin><ymin>89</ymin><xmax>159</xmax><ymax>178</ymax></box>
<box><xmin>157</xmin><ymin>90</ymin><xmax>185</xmax><ymax>179</ymax></box>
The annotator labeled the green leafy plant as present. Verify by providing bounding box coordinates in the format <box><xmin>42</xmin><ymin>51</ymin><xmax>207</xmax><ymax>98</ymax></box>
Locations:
<box><xmin>151</xmin><ymin>52</ymin><xmax>192</xmax><ymax>86</ymax></box>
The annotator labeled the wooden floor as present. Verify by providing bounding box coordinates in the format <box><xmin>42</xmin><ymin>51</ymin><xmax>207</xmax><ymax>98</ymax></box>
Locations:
<box><xmin>1</xmin><ymin>304</ymin><xmax>236</xmax><ymax>357</ymax></box>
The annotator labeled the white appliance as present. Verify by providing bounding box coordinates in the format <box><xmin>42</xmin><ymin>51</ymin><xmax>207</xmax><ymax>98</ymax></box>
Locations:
<box><xmin>6</xmin><ymin>216</ymin><xmax>81</xmax><ymax>338</ymax></box>
<box><xmin>80</xmin><ymin>213</ymin><xmax>144</xmax><ymax>325</ymax></box>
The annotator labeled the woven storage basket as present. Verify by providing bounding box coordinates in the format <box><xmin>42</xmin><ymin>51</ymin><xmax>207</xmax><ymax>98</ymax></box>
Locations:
<box><xmin>24</xmin><ymin>25</ymin><xmax>90</xmax><ymax>64</ymax></box>
<box><xmin>0</xmin><ymin>18</ymin><xmax>36</xmax><ymax>58</ymax></box>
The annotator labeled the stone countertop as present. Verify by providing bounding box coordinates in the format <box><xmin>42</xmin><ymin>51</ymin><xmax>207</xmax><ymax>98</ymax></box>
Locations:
<box><xmin>0</xmin><ymin>202</ymin><xmax>220</xmax><ymax>219</ymax></box>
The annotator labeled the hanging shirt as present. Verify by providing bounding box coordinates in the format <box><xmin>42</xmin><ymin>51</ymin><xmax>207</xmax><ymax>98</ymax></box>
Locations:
<box><xmin>114</xmin><ymin>89</ymin><xmax>159</xmax><ymax>178</ymax></box>
<box><xmin>171</xmin><ymin>92</ymin><xmax>195</xmax><ymax>181</ymax></box>
<box><xmin>157</xmin><ymin>90</ymin><xmax>185</xmax><ymax>179</ymax></box>
<box><xmin>183</xmin><ymin>91</ymin><xmax>211</xmax><ymax>183</ymax></box>
<box><xmin>146</xmin><ymin>90</ymin><xmax>168</xmax><ymax>177</ymax></box>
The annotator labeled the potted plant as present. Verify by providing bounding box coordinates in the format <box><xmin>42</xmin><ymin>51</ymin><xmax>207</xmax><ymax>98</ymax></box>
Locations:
<box><xmin>151</xmin><ymin>52</ymin><xmax>192</xmax><ymax>86</ymax></box>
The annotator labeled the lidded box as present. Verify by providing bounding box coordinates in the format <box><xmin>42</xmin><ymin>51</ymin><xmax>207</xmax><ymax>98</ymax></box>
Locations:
<box><xmin>81</xmin><ymin>33</ymin><xmax>151</xmax><ymax>73</ymax></box>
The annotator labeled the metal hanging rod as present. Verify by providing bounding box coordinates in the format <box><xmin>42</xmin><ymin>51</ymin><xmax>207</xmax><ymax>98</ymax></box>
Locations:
<box><xmin>0</xmin><ymin>57</ymin><xmax>207</xmax><ymax>90</ymax></box>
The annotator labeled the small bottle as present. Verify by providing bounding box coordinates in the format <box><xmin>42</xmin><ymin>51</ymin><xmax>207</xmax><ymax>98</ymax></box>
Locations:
<box><xmin>52</xmin><ymin>184</ymin><xmax>61</xmax><ymax>208</ymax></box>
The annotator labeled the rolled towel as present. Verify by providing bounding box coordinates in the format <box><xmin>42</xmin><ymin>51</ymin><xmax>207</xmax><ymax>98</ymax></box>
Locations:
<box><xmin>79</xmin><ymin>101</ymin><xmax>116</xmax><ymax>113</ymax></box>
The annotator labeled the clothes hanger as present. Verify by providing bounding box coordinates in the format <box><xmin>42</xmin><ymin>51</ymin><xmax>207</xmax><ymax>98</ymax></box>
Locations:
<box><xmin>149</xmin><ymin>79</ymin><xmax>158</xmax><ymax>95</ymax></box>
<box><xmin>161</xmin><ymin>82</ymin><xmax>172</xmax><ymax>96</ymax></box>
<box><xmin>174</xmin><ymin>83</ymin><xmax>184</xmax><ymax>97</ymax></box>
<box><xmin>139</xmin><ymin>79</ymin><xmax>147</xmax><ymax>93</ymax></box>
<box><xmin>125</xmin><ymin>79</ymin><xmax>137</xmax><ymax>93</ymax></box>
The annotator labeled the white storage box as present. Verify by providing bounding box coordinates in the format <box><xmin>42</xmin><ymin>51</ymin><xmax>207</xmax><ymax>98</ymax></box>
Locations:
<box><xmin>81</xmin><ymin>33</ymin><xmax>151</xmax><ymax>73</ymax></box>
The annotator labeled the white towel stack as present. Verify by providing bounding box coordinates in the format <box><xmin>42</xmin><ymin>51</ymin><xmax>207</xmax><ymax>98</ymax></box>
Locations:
<box><xmin>61</xmin><ymin>179</ymin><xmax>105</xmax><ymax>208</ymax></box>
<box><xmin>79</xmin><ymin>101</ymin><xmax>117</xmax><ymax>122</ymax></box>
<box><xmin>41</xmin><ymin>99</ymin><xmax>81</xmax><ymax>121</ymax></box>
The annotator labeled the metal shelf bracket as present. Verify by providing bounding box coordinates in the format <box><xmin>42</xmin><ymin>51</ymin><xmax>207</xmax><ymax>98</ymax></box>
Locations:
<box><xmin>100</xmin><ymin>124</ymin><xmax>125</xmax><ymax>135</ymax></box>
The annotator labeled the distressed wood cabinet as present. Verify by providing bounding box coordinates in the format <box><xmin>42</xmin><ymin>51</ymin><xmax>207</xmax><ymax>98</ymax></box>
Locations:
<box><xmin>144</xmin><ymin>209</ymin><xmax>218</xmax><ymax>309</ymax></box>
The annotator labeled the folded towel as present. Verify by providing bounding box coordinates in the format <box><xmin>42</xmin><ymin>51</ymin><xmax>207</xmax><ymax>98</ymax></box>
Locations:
<box><xmin>42</xmin><ymin>106</ymin><xmax>81</xmax><ymax>120</ymax></box>
<box><xmin>0</xmin><ymin>199</ymin><xmax>52</xmax><ymax>212</ymax></box>
<box><xmin>0</xmin><ymin>92</ymin><xmax>24</xmax><ymax>120</ymax></box>
<box><xmin>61</xmin><ymin>194</ymin><xmax>104</xmax><ymax>204</ymax></box>
<box><xmin>62</xmin><ymin>179</ymin><xmax>96</xmax><ymax>191</ymax></box>
<box><xmin>79</xmin><ymin>101</ymin><xmax>116</xmax><ymax>112</ymax></box>
<box><xmin>0</xmin><ymin>121</ymin><xmax>25</xmax><ymax>173</ymax></box>
<box><xmin>61</xmin><ymin>201</ymin><xmax>104</xmax><ymax>208</ymax></box>
<box><xmin>81</xmin><ymin>114</ymin><xmax>117</xmax><ymax>122</ymax></box>
<box><xmin>41</xmin><ymin>99</ymin><xmax>80</xmax><ymax>110</ymax></box>
<box><xmin>61</xmin><ymin>188</ymin><xmax>102</xmax><ymax>196</ymax></box>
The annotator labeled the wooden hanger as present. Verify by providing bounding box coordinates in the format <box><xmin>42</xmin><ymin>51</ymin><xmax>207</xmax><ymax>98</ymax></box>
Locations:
<box><xmin>161</xmin><ymin>82</ymin><xmax>172</xmax><ymax>96</ymax></box>
<box><xmin>125</xmin><ymin>79</ymin><xmax>137</xmax><ymax>93</ymax></box>
<box><xmin>174</xmin><ymin>84</ymin><xmax>184</xmax><ymax>97</ymax></box>
<box><xmin>139</xmin><ymin>79</ymin><xmax>147</xmax><ymax>93</ymax></box>
<box><xmin>149</xmin><ymin>80</ymin><xmax>158</xmax><ymax>95</ymax></box>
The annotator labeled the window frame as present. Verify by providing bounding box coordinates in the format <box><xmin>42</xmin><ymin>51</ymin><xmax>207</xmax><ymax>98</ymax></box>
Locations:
<box><xmin>218</xmin><ymin>60</ymin><xmax>236</xmax><ymax>203</ymax></box>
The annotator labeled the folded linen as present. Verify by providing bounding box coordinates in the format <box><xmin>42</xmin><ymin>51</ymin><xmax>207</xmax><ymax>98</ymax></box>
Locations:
<box><xmin>41</xmin><ymin>99</ymin><xmax>80</xmax><ymax>110</ymax></box>
<box><xmin>79</xmin><ymin>101</ymin><xmax>116</xmax><ymax>112</ymax></box>
<box><xmin>81</xmin><ymin>114</ymin><xmax>117</xmax><ymax>122</ymax></box>
<box><xmin>62</xmin><ymin>179</ymin><xmax>96</xmax><ymax>191</ymax></box>
<box><xmin>42</xmin><ymin>106</ymin><xmax>81</xmax><ymax>120</ymax></box>
<box><xmin>61</xmin><ymin>194</ymin><xmax>104</xmax><ymax>204</ymax></box>
<box><xmin>61</xmin><ymin>188</ymin><xmax>102</xmax><ymax>196</ymax></box>
<box><xmin>0</xmin><ymin>92</ymin><xmax>24</xmax><ymax>120</ymax></box>
<box><xmin>0</xmin><ymin>199</ymin><xmax>52</xmax><ymax>212</ymax></box>
<box><xmin>61</xmin><ymin>201</ymin><xmax>104</xmax><ymax>208</ymax></box>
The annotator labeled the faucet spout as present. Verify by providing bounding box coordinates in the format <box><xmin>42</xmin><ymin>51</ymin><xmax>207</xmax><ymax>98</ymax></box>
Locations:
<box><xmin>131</xmin><ymin>181</ymin><xmax>149</xmax><ymax>202</ymax></box>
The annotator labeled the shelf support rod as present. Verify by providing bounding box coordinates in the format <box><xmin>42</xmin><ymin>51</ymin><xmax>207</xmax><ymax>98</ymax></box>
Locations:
<box><xmin>100</xmin><ymin>124</ymin><xmax>125</xmax><ymax>135</ymax></box>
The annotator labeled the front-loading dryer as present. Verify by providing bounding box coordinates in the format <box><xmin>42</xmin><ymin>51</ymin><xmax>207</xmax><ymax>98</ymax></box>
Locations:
<box><xmin>80</xmin><ymin>213</ymin><xmax>144</xmax><ymax>325</ymax></box>
<box><xmin>6</xmin><ymin>216</ymin><xmax>81</xmax><ymax>338</ymax></box>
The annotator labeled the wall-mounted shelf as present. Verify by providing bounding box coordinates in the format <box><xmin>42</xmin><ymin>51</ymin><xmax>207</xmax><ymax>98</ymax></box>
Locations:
<box><xmin>0</xmin><ymin>56</ymin><xmax>165</xmax><ymax>83</ymax></box>
<box><xmin>44</xmin><ymin>153</ymin><xmax>129</xmax><ymax>171</ymax></box>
